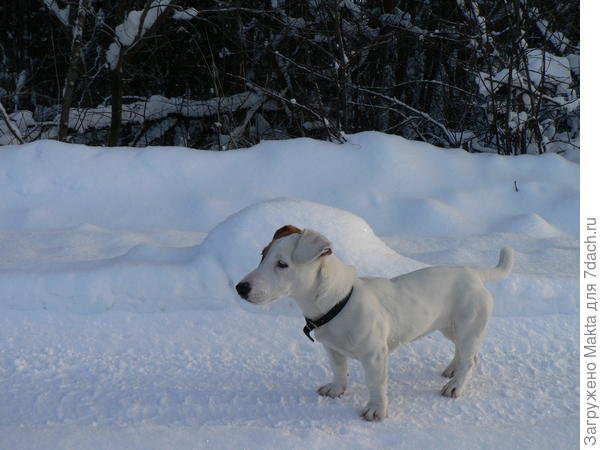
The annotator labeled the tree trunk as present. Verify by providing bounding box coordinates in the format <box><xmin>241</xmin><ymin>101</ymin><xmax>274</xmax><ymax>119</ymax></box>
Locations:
<box><xmin>58</xmin><ymin>0</ymin><xmax>88</xmax><ymax>141</ymax></box>
<box><xmin>108</xmin><ymin>61</ymin><xmax>123</xmax><ymax>147</ymax></box>
<box><xmin>333</xmin><ymin>4</ymin><xmax>348</xmax><ymax>131</ymax></box>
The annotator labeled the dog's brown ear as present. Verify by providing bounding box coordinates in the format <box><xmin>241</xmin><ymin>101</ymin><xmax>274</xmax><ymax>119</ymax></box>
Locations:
<box><xmin>292</xmin><ymin>229</ymin><xmax>332</xmax><ymax>265</ymax></box>
<box><xmin>261</xmin><ymin>225</ymin><xmax>302</xmax><ymax>261</ymax></box>
<box><xmin>273</xmin><ymin>225</ymin><xmax>302</xmax><ymax>240</ymax></box>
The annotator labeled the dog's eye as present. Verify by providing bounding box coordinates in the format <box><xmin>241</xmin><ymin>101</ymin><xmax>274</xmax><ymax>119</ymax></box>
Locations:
<box><xmin>276</xmin><ymin>260</ymin><xmax>288</xmax><ymax>269</ymax></box>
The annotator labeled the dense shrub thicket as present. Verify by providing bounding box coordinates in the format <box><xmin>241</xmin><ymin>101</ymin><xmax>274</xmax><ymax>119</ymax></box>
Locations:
<box><xmin>0</xmin><ymin>0</ymin><xmax>579</xmax><ymax>154</ymax></box>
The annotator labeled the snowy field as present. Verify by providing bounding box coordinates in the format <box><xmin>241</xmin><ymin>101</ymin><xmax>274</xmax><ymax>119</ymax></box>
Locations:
<box><xmin>0</xmin><ymin>132</ymin><xmax>579</xmax><ymax>449</ymax></box>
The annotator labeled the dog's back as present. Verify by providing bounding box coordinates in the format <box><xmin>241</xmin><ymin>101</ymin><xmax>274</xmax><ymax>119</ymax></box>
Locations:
<box><xmin>374</xmin><ymin>247</ymin><xmax>514</xmax><ymax>346</ymax></box>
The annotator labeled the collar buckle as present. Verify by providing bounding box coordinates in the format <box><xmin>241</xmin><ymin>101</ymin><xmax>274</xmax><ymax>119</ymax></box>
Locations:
<box><xmin>303</xmin><ymin>322</ymin><xmax>316</xmax><ymax>342</ymax></box>
<box><xmin>302</xmin><ymin>286</ymin><xmax>353</xmax><ymax>343</ymax></box>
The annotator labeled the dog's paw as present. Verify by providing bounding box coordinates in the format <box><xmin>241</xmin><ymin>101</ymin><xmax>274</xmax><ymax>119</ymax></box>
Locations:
<box><xmin>317</xmin><ymin>383</ymin><xmax>346</xmax><ymax>398</ymax></box>
<box><xmin>441</xmin><ymin>379</ymin><xmax>463</xmax><ymax>398</ymax></box>
<box><xmin>360</xmin><ymin>402</ymin><xmax>387</xmax><ymax>421</ymax></box>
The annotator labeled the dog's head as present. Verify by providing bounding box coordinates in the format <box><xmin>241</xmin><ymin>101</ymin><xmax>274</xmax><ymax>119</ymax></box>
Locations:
<box><xmin>235</xmin><ymin>225</ymin><xmax>333</xmax><ymax>304</ymax></box>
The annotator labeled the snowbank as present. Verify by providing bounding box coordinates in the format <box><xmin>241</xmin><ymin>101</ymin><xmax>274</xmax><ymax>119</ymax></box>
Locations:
<box><xmin>0</xmin><ymin>132</ymin><xmax>578</xmax><ymax>236</ymax></box>
<box><xmin>0</xmin><ymin>133</ymin><xmax>578</xmax><ymax>316</ymax></box>
<box><xmin>196</xmin><ymin>198</ymin><xmax>425</xmax><ymax>316</ymax></box>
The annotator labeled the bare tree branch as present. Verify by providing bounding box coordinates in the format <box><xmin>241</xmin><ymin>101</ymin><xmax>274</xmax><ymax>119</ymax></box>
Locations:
<box><xmin>0</xmin><ymin>100</ymin><xmax>25</xmax><ymax>144</ymax></box>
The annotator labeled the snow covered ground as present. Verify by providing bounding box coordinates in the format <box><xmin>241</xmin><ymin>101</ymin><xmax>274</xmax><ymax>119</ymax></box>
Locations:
<box><xmin>0</xmin><ymin>132</ymin><xmax>579</xmax><ymax>449</ymax></box>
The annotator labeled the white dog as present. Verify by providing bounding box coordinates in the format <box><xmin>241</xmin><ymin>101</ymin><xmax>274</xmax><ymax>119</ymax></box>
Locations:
<box><xmin>236</xmin><ymin>225</ymin><xmax>513</xmax><ymax>421</ymax></box>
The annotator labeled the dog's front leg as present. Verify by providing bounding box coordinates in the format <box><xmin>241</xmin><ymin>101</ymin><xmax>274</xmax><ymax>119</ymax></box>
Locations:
<box><xmin>359</xmin><ymin>350</ymin><xmax>389</xmax><ymax>421</ymax></box>
<box><xmin>318</xmin><ymin>347</ymin><xmax>348</xmax><ymax>398</ymax></box>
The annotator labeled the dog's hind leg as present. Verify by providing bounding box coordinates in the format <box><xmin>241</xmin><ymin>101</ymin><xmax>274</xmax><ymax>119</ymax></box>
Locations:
<box><xmin>440</xmin><ymin>327</ymin><xmax>458</xmax><ymax>378</ymax></box>
<box><xmin>440</xmin><ymin>340</ymin><xmax>480</xmax><ymax>398</ymax></box>
<box><xmin>441</xmin><ymin>292</ymin><xmax>492</xmax><ymax>398</ymax></box>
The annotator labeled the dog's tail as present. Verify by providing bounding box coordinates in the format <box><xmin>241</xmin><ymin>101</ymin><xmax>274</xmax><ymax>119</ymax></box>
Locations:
<box><xmin>479</xmin><ymin>247</ymin><xmax>514</xmax><ymax>282</ymax></box>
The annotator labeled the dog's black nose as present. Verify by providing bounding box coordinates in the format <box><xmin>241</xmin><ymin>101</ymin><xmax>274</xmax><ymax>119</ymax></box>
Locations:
<box><xmin>236</xmin><ymin>281</ymin><xmax>251</xmax><ymax>299</ymax></box>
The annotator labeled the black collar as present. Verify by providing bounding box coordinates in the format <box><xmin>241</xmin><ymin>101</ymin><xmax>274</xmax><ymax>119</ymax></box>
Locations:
<box><xmin>303</xmin><ymin>287</ymin><xmax>354</xmax><ymax>342</ymax></box>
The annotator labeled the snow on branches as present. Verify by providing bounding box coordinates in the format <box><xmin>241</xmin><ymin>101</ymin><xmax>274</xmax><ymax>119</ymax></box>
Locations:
<box><xmin>106</xmin><ymin>0</ymin><xmax>172</xmax><ymax>70</ymax></box>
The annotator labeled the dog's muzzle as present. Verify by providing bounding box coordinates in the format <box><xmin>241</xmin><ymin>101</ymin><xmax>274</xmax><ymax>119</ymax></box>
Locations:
<box><xmin>235</xmin><ymin>281</ymin><xmax>251</xmax><ymax>300</ymax></box>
